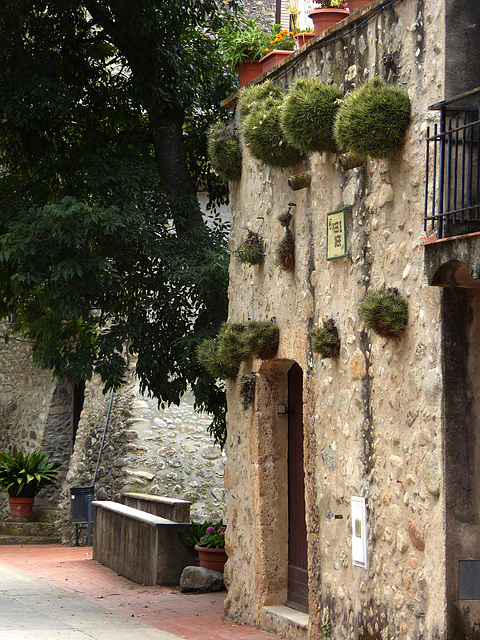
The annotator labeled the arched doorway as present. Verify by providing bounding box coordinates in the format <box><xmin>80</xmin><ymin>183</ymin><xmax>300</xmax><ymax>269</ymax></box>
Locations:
<box><xmin>286</xmin><ymin>362</ymin><xmax>308</xmax><ymax>613</ymax></box>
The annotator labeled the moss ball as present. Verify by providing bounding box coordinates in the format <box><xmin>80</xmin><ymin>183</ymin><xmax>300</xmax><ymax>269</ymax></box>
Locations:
<box><xmin>207</xmin><ymin>122</ymin><xmax>242</xmax><ymax>182</ymax></box>
<box><xmin>333</xmin><ymin>77</ymin><xmax>411</xmax><ymax>159</ymax></box>
<box><xmin>281</xmin><ymin>79</ymin><xmax>343</xmax><ymax>153</ymax></box>
<box><xmin>242</xmin><ymin>95</ymin><xmax>304</xmax><ymax>168</ymax></box>
<box><xmin>238</xmin><ymin>80</ymin><xmax>284</xmax><ymax>122</ymax></box>
<box><xmin>359</xmin><ymin>288</ymin><xmax>409</xmax><ymax>339</ymax></box>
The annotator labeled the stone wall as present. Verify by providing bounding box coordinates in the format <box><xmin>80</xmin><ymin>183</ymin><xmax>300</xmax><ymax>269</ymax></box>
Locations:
<box><xmin>58</xmin><ymin>370</ymin><xmax>226</xmax><ymax>542</ymax></box>
<box><xmin>0</xmin><ymin>321</ymin><xmax>226</xmax><ymax>535</ymax></box>
<box><xmin>222</xmin><ymin>0</ymin><xmax>452</xmax><ymax>638</ymax></box>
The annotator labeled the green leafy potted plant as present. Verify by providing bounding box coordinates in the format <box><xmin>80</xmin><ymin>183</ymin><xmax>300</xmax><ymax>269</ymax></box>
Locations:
<box><xmin>217</xmin><ymin>17</ymin><xmax>270</xmax><ymax>87</ymax></box>
<box><xmin>260</xmin><ymin>26</ymin><xmax>296</xmax><ymax>73</ymax></box>
<box><xmin>0</xmin><ymin>449</ymin><xmax>61</xmax><ymax>521</ymax></box>
<box><xmin>308</xmin><ymin>0</ymin><xmax>349</xmax><ymax>36</ymax></box>
<box><xmin>194</xmin><ymin>521</ymin><xmax>227</xmax><ymax>573</ymax></box>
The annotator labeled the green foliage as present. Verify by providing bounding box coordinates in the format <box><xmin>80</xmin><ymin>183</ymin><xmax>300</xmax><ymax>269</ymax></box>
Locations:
<box><xmin>333</xmin><ymin>77</ymin><xmax>411</xmax><ymax>159</ymax></box>
<box><xmin>234</xmin><ymin>231</ymin><xmax>265</xmax><ymax>265</ymax></box>
<box><xmin>217</xmin><ymin>322</ymin><xmax>251</xmax><ymax>368</ymax></box>
<box><xmin>0</xmin><ymin>0</ymin><xmax>243</xmax><ymax>447</ymax></box>
<box><xmin>0</xmin><ymin>450</ymin><xmax>60</xmax><ymax>498</ymax></box>
<box><xmin>263</xmin><ymin>26</ymin><xmax>296</xmax><ymax>54</ymax></box>
<box><xmin>281</xmin><ymin>79</ymin><xmax>343</xmax><ymax>154</ymax></box>
<box><xmin>321</xmin><ymin>613</ymin><xmax>331</xmax><ymax>640</ymax></box>
<box><xmin>359</xmin><ymin>288</ymin><xmax>409</xmax><ymax>339</ymax></box>
<box><xmin>208</xmin><ymin>122</ymin><xmax>242</xmax><ymax>182</ymax></box>
<box><xmin>310</xmin><ymin>318</ymin><xmax>340</xmax><ymax>357</ymax></box>
<box><xmin>217</xmin><ymin>16</ymin><xmax>270</xmax><ymax>68</ymax></box>
<box><xmin>238</xmin><ymin>81</ymin><xmax>284</xmax><ymax>121</ymax></box>
<box><xmin>242</xmin><ymin>94</ymin><xmax>304</xmax><ymax>168</ymax></box>
<box><xmin>178</xmin><ymin>520</ymin><xmax>216</xmax><ymax>548</ymax></box>
<box><xmin>197</xmin><ymin>339</ymin><xmax>240</xmax><ymax>380</ymax></box>
<box><xmin>239</xmin><ymin>373</ymin><xmax>256</xmax><ymax>410</ymax></box>
<box><xmin>243</xmin><ymin>321</ymin><xmax>279</xmax><ymax>359</ymax></box>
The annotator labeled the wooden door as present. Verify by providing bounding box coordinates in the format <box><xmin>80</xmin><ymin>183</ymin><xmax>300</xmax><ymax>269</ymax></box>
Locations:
<box><xmin>286</xmin><ymin>362</ymin><xmax>308</xmax><ymax>613</ymax></box>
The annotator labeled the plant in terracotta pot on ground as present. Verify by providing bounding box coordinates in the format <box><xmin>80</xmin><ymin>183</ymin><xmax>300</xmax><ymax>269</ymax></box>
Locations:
<box><xmin>207</xmin><ymin>122</ymin><xmax>242</xmax><ymax>182</ymax></box>
<box><xmin>196</xmin><ymin>521</ymin><xmax>226</xmax><ymax>549</ymax></box>
<box><xmin>359</xmin><ymin>287</ymin><xmax>409</xmax><ymax>339</ymax></box>
<box><xmin>0</xmin><ymin>449</ymin><xmax>60</xmax><ymax>520</ymax></box>
<box><xmin>281</xmin><ymin>78</ymin><xmax>343</xmax><ymax>154</ymax></box>
<box><xmin>334</xmin><ymin>77</ymin><xmax>411</xmax><ymax>159</ymax></box>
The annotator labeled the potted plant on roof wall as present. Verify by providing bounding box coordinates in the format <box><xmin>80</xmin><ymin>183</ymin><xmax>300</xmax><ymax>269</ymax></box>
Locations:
<box><xmin>0</xmin><ymin>449</ymin><xmax>60</xmax><ymax>521</ymax></box>
<box><xmin>308</xmin><ymin>0</ymin><xmax>349</xmax><ymax>36</ymax></box>
<box><xmin>260</xmin><ymin>26</ymin><xmax>296</xmax><ymax>73</ymax></box>
<box><xmin>217</xmin><ymin>17</ymin><xmax>270</xmax><ymax>87</ymax></box>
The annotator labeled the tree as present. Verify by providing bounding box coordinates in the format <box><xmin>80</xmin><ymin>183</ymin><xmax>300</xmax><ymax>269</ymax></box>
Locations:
<box><xmin>0</xmin><ymin>0</ymin><xmax>239</xmax><ymax>445</ymax></box>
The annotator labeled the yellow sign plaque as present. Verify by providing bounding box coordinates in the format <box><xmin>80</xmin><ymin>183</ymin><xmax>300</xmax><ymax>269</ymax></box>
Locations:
<box><xmin>326</xmin><ymin>208</ymin><xmax>347</xmax><ymax>260</ymax></box>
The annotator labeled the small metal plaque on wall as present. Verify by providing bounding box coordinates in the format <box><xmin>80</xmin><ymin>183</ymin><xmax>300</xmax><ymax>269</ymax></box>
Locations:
<box><xmin>326</xmin><ymin>208</ymin><xmax>347</xmax><ymax>260</ymax></box>
<box><xmin>459</xmin><ymin>561</ymin><xmax>480</xmax><ymax>599</ymax></box>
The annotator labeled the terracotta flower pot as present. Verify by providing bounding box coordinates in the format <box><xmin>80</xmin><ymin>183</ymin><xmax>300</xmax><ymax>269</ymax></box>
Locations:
<box><xmin>348</xmin><ymin>0</ymin><xmax>372</xmax><ymax>12</ymax></box>
<box><xmin>259</xmin><ymin>50</ymin><xmax>292</xmax><ymax>74</ymax></box>
<box><xmin>295</xmin><ymin>32</ymin><xmax>316</xmax><ymax>48</ymax></box>
<box><xmin>308</xmin><ymin>8</ymin><xmax>349</xmax><ymax>36</ymax></box>
<box><xmin>9</xmin><ymin>497</ymin><xmax>34</xmax><ymax>521</ymax></box>
<box><xmin>236</xmin><ymin>60</ymin><xmax>263</xmax><ymax>88</ymax></box>
<box><xmin>194</xmin><ymin>545</ymin><xmax>228</xmax><ymax>573</ymax></box>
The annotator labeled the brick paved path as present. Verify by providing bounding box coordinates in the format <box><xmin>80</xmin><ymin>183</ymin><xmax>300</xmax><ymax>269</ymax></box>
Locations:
<box><xmin>0</xmin><ymin>545</ymin><xmax>278</xmax><ymax>640</ymax></box>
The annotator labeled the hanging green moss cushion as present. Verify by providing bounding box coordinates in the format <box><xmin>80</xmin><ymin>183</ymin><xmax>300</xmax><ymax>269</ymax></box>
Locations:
<box><xmin>207</xmin><ymin>122</ymin><xmax>242</xmax><ymax>182</ymax></box>
<box><xmin>242</xmin><ymin>95</ymin><xmax>304</xmax><ymax>168</ymax></box>
<box><xmin>197</xmin><ymin>339</ymin><xmax>239</xmax><ymax>379</ymax></box>
<box><xmin>234</xmin><ymin>231</ymin><xmax>265</xmax><ymax>265</ymax></box>
<box><xmin>281</xmin><ymin>79</ymin><xmax>342</xmax><ymax>154</ymax></box>
<box><xmin>243</xmin><ymin>321</ymin><xmax>279</xmax><ymax>359</ymax></box>
<box><xmin>310</xmin><ymin>318</ymin><xmax>340</xmax><ymax>357</ymax></box>
<box><xmin>333</xmin><ymin>77</ymin><xmax>411</xmax><ymax>159</ymax></box>
<box><xmin>238</xmin><ymin>80</ymin><xmax>284</xmax><ymax>121</ymax></box>
<box><xmin>359</xmin><ymin>288</ymin><xmax>409</xmax><ymax>339</ymax></box>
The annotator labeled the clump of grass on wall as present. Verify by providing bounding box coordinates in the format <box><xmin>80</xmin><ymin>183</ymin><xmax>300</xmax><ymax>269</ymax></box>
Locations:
<box><xmin>281</xmin><ymin>79</ymin><xmax>342</xmax><ymax>154</ymax></box>
<box><xmin>333</xmin><ymin>77</ymin><xmax>411</xmax><ymax>159</ymax></box>
<box><xmin>234</xmin><ymin>231</ymin><xmax>265</xmax><ymax>265</ymax></box>
<box><xmin>310</xmin><ymin>318</ymin><xmax>340</xmax><ymax>357</ymax></box>
<box><xmin>244</xmin><ymin>321</ymin><xmax>279</xmax><ymax>359</ymax></box>
<box><xmin>208</xmin><ymin>122</ymin><xmax>242</xmax><ymax>182</ymax></box>
<box><xmin>197</xmin><ymin>339</ymin><xmax>240</xmax><ymax>379</ymax></box>
<box><xmin>359</xmin><ymin>287</ymin><xmax>409</xmax><ymax>339</ymax></box>
<box><xmin>217</xmin><ymin>322</ymin><xmax>250</xmax><ymax>368</ymax></box>
<box><xmin>242</xmin><ymin>95</ymin><xmax>304</xmax><ymax>168</ymax></box>
<box><xmin>238</xmin><ymin>80</ymin><xmax>284</xmax><ymax>121</ymax></box>
<box><xmin>276</xmin><ymin>210</ymin><xmax>294</xmax><ymax>271</ymax></box>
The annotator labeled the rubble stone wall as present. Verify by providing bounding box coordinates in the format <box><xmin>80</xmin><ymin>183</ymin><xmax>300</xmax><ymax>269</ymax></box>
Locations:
<box><xmin>223</xmin><ymin>1</ymin><xmax>449</xmax><ymax>638</ymax></box>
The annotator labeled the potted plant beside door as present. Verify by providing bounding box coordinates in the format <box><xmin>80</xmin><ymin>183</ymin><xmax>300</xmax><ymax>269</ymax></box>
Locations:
<box><xmin>0</xmin><ymin>449</ymin><xmax>60</xmax><ymax>521</ymax></box>
<box><xmin>194</xmin><ymin>522</ymin><xmax>228</xmax><ymax>573</ymax></box>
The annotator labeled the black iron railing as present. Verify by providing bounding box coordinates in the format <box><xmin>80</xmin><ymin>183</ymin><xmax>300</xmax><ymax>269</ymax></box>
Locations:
<box><xmin>425</xmin><ymin>87</ymin><xmax>480</xmax><ymax>239</ymax></box>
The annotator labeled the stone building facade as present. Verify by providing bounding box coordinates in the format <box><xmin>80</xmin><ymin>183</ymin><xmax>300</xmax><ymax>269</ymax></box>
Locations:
<box><xmin>221</xmin><ymin>0</ymin><xmax>480</xmax><ymax>639</ymax></box>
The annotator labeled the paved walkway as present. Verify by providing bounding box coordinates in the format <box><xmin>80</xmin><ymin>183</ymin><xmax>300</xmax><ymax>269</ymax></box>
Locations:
<box><xmin>0</xmin><ymin>544</ymin><xmax>278</xmax><ymax>640</ymax></box>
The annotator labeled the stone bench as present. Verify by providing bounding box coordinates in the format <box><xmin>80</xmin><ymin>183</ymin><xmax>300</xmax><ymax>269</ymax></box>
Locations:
<box><xmin>121</xmin><ymin>492</ymin><xmax>191</xmax><ymax>523</ymax></box>
<box><xmin>92</xmin><ymin>500</ymin><xmax>195</xmax><ymax>586</ymax></box>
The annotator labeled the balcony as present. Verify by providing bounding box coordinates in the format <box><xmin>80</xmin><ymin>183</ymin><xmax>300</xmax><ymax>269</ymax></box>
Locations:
<box><xmin>424</xmin><ymin>87</ymin><xmax>480</xmax><ymax>287</ymax></box>
<box><xmin>425</xmin><ymin>87</ymin><xmax>480</xmax><ymax>239</ymax></box>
